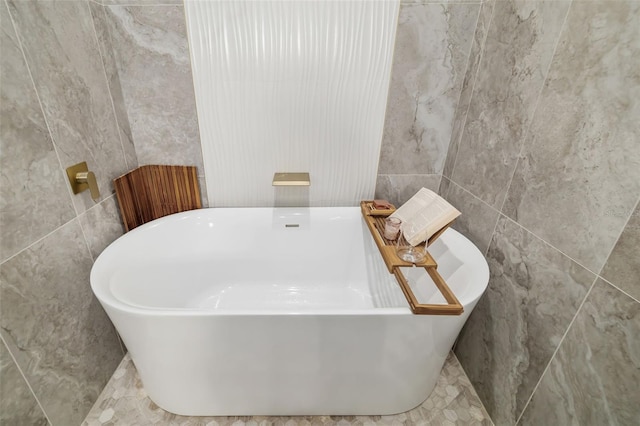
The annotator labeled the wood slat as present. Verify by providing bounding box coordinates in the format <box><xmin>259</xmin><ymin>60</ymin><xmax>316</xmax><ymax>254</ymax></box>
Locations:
<box><xmin>114</xmin><ymin>165</ymin><xmax>201</xmax><ymax>232</ymax></box>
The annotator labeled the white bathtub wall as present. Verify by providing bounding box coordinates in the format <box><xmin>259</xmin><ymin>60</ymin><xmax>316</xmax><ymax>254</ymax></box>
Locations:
<box><xmin>184</xmin><ymin>0</ymin><xmax>400</xmax><ymax>207</ymax></box>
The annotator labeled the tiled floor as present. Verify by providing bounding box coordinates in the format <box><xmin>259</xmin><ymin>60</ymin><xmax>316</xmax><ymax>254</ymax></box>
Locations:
<box><xmin>83</xmin><ymin>353</ymin><xmax>492</xmax><ymax>426</ymax></box>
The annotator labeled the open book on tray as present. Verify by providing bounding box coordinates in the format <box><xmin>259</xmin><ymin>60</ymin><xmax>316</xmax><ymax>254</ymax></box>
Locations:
<box><xmin>390</xmin><ymin>188</ymin><xmax>461</xmax><ymax>246</ymax></box>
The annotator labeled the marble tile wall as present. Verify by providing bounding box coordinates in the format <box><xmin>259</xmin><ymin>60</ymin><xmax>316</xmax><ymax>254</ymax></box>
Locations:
<box><xmin>449</xmin><ymin>0</ymin><xmax>571</xmax><ymax>209</ymax></box>
<box><xmin>88</xmin><ymin>0</ymin><xmax>483</xmax><ymax>209</ymax></box>
<box><xmin>441</xmin><ymin>0</ymin><xmax>640</xmax><ymax>424</ymax></box>
<box><xmin>518</xmin><ymin>279</ymin><xmax>640</xmax><ymax>426</ymax></box>
<box><xmin>442</xmin><ymin>0</ymin><xmax>495</xmax><ymax>180</ymax></box>
<box><xmin>375</xmin><ymin>0</ymin><xmax>481</xmax><ymax>205</ymax></box>
<box><xmin>7</xmin><ymin>0</ymin><xmax>133</xmax><ymax>214</ymax></box>
<box><xmin>0</xmin><ymin>338</ymin><xmax>48</xmax><ymax>425</ymax></box>
<box><xmin>1</xmin><ymin>0</ymin><xmax>131</xmax><ymax>423</ymax></box>
<box><xmin>89</xmin><ymin>0</ymin><xmax>205</xmax><ymax>199</ymax></box>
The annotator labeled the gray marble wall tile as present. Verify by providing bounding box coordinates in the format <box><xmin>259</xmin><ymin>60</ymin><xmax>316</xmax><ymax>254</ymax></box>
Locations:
<box><xmin>375</xmin><ymin>174</ymin><xmax>441</xmax><ymax>207</ymax></box>
<box><xmin>455</xmin><ymin>215</ymin><xmax>595</xmax><ymax>425</ymax></box>
<box><xmin>379</xmin><ymin>2</ymin><xmax>478</xmax><ymax>175</ymax></box>
<box><xmin>519</xmin><ymin>279</ymin><xmax>640</xmax><ymax>426</ymax></box>
<box><xmin>0</xmin><ymin>339</ymin><xmax>49</xmax><ymax>426</ymax></box>
<box><xmin>0</xmin><ymin>220</ymin><xmax>123</xmax><ymax>425</ymax></box>
<box><xmin>7</xmin><ymin>0</ymin><xmax>129</xmax><ymax>213</ymax></box>
<box><xmin>503</xmin><ymin>1</ymin><xmax>640</xmax><ymax>273</ymax></box>
<box><xmin>103</xmin><ymin>5</ymin><xmax>203</xmax><ymax>172</ymax></box>
<box><xmin>450</xmin><ymin>0</ymin><xmax>570</xmax><ymax>209</ymax></box>
<box><xmin>78</xmin><ymin>195</ymin><xmax>125</xmax><ymax>259</ymax></box>
<box><xmin>88</xmin><ymin>0</ymin><xmax>138</xmax><ymax>172</ymax></box>
<box><xmin>440</xmin><ymin>177</ymin><xmax>500</xmax><ymax>255</ymax></box>
<box><xmin>443</xmin><ymin>0</ymin><xmax>495</xmax><ymax>179</ymax></box>
<box><xmin>0</xmin><ymin>3</ymin><xmax>75</xmax><ymax>263</ymax></box>
<box><xmin>600</xmin><ymin>201</ymin><xmax>640</xmax><ymax>301</ymax></box>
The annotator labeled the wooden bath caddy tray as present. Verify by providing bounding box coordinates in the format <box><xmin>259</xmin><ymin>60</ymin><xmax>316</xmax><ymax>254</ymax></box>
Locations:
<box><xmin>361</xmin><ymin>201</ymin><xmax>463</xmax><ymax>316</ymax></box>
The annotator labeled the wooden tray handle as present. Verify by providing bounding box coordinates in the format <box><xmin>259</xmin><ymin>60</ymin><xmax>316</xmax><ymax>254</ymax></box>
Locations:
<box><xmin>393</xmin><ymin>267</ymin><xmax>463</xmax><ymax>315</ymax></box>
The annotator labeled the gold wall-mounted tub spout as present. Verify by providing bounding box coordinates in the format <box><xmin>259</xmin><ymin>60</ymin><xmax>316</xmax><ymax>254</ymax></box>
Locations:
<box><xmin>66</xmin><ymin>161</ymin><xmax>100</xmax><ymax>201</ymax></box>
<box><xmin>272</xmin><ymin>172</ymin><xmax>310</xmax><ymax>186</ymax></box>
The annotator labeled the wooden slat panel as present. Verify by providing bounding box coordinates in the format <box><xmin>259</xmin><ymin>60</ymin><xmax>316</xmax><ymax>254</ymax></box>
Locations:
<box><xmin>114</xmin><ymin>165</ymin><xmax>202</xmax><ymax>232</ymax></box>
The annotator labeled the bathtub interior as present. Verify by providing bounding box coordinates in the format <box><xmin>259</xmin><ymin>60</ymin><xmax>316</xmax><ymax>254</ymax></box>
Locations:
<box><xmin>92</xmin><ymin>207</ymin><xmax>488</xmax><ymax>314</ymax></box>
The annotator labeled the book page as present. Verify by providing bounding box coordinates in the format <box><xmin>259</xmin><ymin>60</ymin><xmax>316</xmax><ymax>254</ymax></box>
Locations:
<box><xmin>390</xmin><ymin>188</ymin><xmax>438</xmax><ymax>222</ymax></box>
<box><xmin>390</xmin><ymin>188</ymin><xmax>461</xmax><ymax>245</ymax></box>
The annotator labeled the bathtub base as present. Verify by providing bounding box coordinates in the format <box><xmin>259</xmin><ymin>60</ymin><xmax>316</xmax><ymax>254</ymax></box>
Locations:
<box><xmin>93</xmin><ymin>207</ymin><xmax>489</xmax><ymax>416</ymax></box>
<box><xmin>117</xmin><ymin>313</ymin><xmax>456</xmax><ymax>416</ymax></box>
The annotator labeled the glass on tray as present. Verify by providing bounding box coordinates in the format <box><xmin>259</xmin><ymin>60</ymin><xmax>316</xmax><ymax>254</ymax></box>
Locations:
<box><xmin>396</xmin><ymin>222</ymin><xmax>426</xmax><ymax>264</ymax></box>
<box><xmin>383</xmin><ymin>217</ymin><xmax>401</xmax><ymax>240</ymax></box>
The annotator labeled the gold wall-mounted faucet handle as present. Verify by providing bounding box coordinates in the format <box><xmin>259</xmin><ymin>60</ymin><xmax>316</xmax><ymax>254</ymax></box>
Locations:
<box><xmin>75</xmin><ymin>171</ymin><xmax>100</xmax><ymax>201</ymax></box>
<box><xmin>66</xmin><ymin>162</ymin><xmax>100</xmax><ymax>202</ymax></box>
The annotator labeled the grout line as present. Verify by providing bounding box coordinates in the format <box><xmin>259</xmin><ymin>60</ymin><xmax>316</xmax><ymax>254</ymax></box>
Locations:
<box><xmin>484</xmin><ymin>197</ymin><xmax>502</xmax><ymax>258</ymax></box>
<box><xmin>4</xmin><ymin>0</ymin><xmax>80</xmax><ymax>219</ymax></box>
<box><xmin>440</xmin><ymin>175</ymin><xmax>451</xmax><ymax>195</ymax></box>
<box><xmin>86</xmin><ymin>0</ymin><xmax>132</xmax><ymax>171</ymax></box>
<box><xmin>447</xmin><ymin>176</ymin><xmax>603</xmax><ymax>278</ymax></box>
<box><xmin>449</xmin><ymin>187</ymin><xmax>639</xmax><ymax>422</ymax></box>
<box><xmin>449</xmin><ymin>176</ymin><xmax>501</xmax><ymax>215</ymax></box>
<box><xmin>448</xmin><ymin>0</ymin><xmax>496</xmax><ymax>181</ymax></box>
<box><xmin>1</xmin><ymin>220</ymin><xmax>75</xmax><ymax>266</ymax></box>
<box><xmin>84</xmin><ymin>193</ymin><xmax>117</xmax><ymax>215</ymax></box>
<box><xmin>596</xmin><ymin>195</ymin><xmax>640</xmax><ymax>277</ymax></box>
<box><xmin>78</xmin><ymin>193</ymin><xmax>119</xmax><ymax>262</ymax></box>
<box><xmin>442</xmin><ymin>0</ymin><xmax>482</xmax><ymax>177</ymax></box>
<box><xmin>444</xmin><ymin>177</ymin><xmax>502</xmax><ymax>257</ymax></box>
<box><xmin>598</xmin><ymin>276</ymin><xmax>640</xmax><ymax>305</ymax></box>
<box><xmin>434</xmin><ymin>174</ymin><xmax>443</xmax><ymax>196</ymax></box>
<box><xmin>0</xmin><ymin>194</ymin><xmax>114</xmax><ymax>267</ymax></box>
<box><xmin>500</xmin><ymin>213</ymin><xmax>600</xmax><ymax>277</ymax></box>
<box><xmin>515</xmin><ymin>275</ymin><xmax>598</xmax><ymax>424</ymax></box>
<box><xmin>77</xmin><ymin>214</ymin><xmax>96</xmax><ymax>264</ymax></box>
<box><xmin>484</xmin><ymin>211</ymin><xmax>501</xmax><ymax>258</ymax></box>
<box><xmin>497</xmin><ymin>2</ymin><xmax>572</xmax><ymax>215</ymax></box>
<box><xmin>0</xmin><ymin>334</ymin><xmax>54</xmax><ymax>426</ymax></box>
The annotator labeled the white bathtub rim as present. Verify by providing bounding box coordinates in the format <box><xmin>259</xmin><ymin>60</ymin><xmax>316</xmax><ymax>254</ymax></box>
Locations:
<box><xmin>91</xmin><ymin>207</ymin><xmax>488</xmax><ymax>317</ymax></box>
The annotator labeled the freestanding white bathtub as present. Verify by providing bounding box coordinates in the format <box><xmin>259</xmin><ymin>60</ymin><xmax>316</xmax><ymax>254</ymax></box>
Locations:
<box><xmin>91</xmin><ymin>207</ymin><xmax>489</xmax><ymax>416</ymax></box>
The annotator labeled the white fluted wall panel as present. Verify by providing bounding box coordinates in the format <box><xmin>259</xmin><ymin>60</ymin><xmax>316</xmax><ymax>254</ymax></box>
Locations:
<box><xmin>185</xmin><ymin>0</ymin><xmax>399</xmax><ymax>207</ymax></box>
